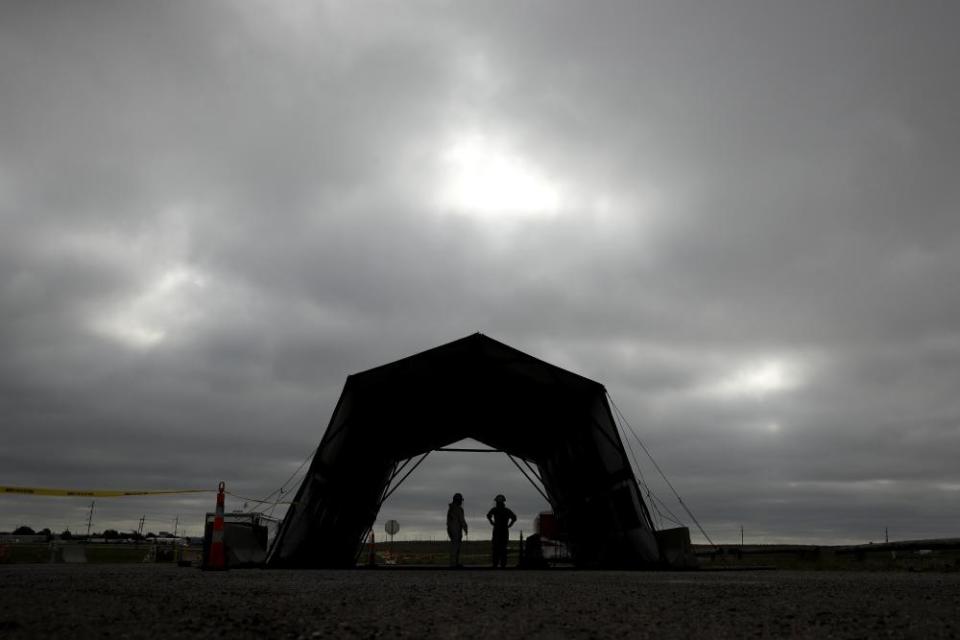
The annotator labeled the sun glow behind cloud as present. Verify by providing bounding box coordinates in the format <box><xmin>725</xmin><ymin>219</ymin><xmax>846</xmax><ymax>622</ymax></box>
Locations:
<box><xmin>95</xmin><ymin>266</ymin><xmax>207</xmax><ymax>349</ymax></box>
<box><xmin>705</xmin><ymin>358</ymin><xmax>804</xmax><ymax>400</ymax></box>
<box><xmin>436</xmin><ymin>133</ymin><xmax>561</xmax><ymax>220</ymax></box>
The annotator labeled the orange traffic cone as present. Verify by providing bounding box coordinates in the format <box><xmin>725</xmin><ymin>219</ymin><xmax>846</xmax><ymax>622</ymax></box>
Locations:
<box><xmin>203</xmin><ymin>481</ymin><xmax>227</xmax><ymax>571</ymax></box>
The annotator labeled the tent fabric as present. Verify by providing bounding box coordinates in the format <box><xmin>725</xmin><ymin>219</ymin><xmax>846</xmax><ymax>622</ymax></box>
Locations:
<box><xmin>268</xmin><ymin>333</ymin><xmax>660</xmax><ymax>568</ymax></box>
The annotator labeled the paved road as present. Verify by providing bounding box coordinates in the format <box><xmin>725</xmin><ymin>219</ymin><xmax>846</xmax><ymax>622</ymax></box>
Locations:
<box><xmin>1</xmin><ymin>565</ymin><xmax>959</xmax><ymax>638</ymax></box>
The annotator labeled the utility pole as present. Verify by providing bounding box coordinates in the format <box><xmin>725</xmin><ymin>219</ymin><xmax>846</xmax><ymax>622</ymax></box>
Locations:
<box><xmin>86</xmin><ymin>501</ymin><xmax>95</xmax><ymax>537</ymax></box>
<box><xmin>885</xmin><ymin>527</ymin><xmax>889</xmax><ymax>544</ymax></box>
<box><xmin>173</xmin><ymin>515</ymin><xmax>179</xmax><ymax>537</ymax></box>
<box><xmin>740</xmin><ymin>525</ymin><xmax>744</xmax><ymax>548</ymax></box>
<box><xmin>138</xmin><ymin>516</ymin><xmax>145</xmax><ymax>536</ymax></box>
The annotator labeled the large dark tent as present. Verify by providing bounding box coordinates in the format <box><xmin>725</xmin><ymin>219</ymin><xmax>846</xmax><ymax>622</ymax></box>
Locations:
<box><xmin>268</xmin><ymin>333</ymin><xmax>664</xmax><ymax>568</ymax></box>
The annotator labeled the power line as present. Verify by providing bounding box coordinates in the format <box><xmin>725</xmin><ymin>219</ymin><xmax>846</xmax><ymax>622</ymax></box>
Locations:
<box><xmin>248</xmin><ymin>444</ymin><xmax>319</xmax><ymax>517</ymax></box>
<box><xmin>85</xmin><ymin>501</ymin><xmax>95</xmax><ymax>537</ymax></box>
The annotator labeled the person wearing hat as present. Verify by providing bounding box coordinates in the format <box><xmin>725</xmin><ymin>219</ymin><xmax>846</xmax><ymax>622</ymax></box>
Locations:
<box><xmin>486</xmin><ymin>494</ymin><xmax>517</xmax><ymax>568</ymax></box>
<box><xmin>446</xmin><ymin>493</ymin><xmax>468</xmax><ymax>567</ymax></box>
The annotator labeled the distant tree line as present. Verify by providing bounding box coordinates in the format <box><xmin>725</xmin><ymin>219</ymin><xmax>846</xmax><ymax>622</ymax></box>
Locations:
<box><xmin>2</xmin><ymin>526</ymin><xmax>172</xmax><ymax>540</ymax></box>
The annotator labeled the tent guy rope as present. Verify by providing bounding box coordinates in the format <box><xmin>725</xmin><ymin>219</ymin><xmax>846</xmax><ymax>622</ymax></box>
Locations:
<box><xmin>607</xmin><ymin>393</ymin><xmax>717</xmax><ymax>547</ymax></box>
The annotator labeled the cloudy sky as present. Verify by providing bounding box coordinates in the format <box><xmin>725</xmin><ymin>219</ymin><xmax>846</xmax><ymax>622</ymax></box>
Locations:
<box><xmin>2</xmin><ymin>1</ymin><xmax>958</xmax><ymax>545</ymax></box>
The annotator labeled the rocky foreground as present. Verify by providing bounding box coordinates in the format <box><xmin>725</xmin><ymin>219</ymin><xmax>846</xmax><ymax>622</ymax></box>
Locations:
<box><xmin>1</xmin><ymin>565</ymin><xmax>958</xmax><ymax>638</ymax></box>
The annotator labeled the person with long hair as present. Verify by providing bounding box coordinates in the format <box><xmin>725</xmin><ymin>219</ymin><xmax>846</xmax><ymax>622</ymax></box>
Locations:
<box><xmin>447</xmin><ymin>493</ymin><xmax>468</xmax><ymax>567</ymax></box>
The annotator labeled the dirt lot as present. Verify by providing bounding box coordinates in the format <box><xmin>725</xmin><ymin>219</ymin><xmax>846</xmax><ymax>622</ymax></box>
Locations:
<box><xmin>1</xmin><ymin>565</ymin><xmax>959</xmax><ymax>639</ymax></box>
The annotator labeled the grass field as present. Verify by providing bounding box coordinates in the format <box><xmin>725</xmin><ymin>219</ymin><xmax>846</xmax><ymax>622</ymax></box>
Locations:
<box><xmin>4</xmin><ymin>538</ymin><xmax>958</xmax><ymax>571</ymax></box>
<box><xmin>695</xmin><ymin>543</ymin><xmax>960</xmax><ymax>572</ymax></box>
<box><xmin>0</xmin><ymin>542</ymin><xmax>197</xmax><ymax>565</ymax></box>
<box><xmin>367</xmin><ymin>539</ymin><xmax>527</xmax><ymax>566</ymax></box>
<box><xmin>0</xmin><ymin>540</ymin><xmax>527</xmax><ymax>567</ymax></box>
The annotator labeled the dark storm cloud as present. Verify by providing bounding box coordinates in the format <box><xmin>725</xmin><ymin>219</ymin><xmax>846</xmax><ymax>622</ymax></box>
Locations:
<box><xmin>2</xmin><ymin>1</ymin><xmax>959</xmax><ymax>543</ymax></box>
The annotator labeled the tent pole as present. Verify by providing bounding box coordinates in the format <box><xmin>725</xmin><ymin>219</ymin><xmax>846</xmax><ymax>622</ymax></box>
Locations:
<box><xmin>506</xmin><ymin>454</ymin><xmax>552</xmax><ymax>506</ymax></box>
<box><xmin>521</xmin><ymin>458</ymin><xmax>545</xmax><ymax>485</ymax></box>
<box><xmin>379</xmin><ymin>451</ymin><xmax>431</xmax><ymax>506</ymax></box>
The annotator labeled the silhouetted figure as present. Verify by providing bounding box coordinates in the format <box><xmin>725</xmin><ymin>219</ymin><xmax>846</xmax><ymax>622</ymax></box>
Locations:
<box><xmin>447</xmin><ymin>493</ymin><xmax>468</xmax><ymax>567</ymax></box>
<box><xmin>486</xmin><ymin>494</ymin><xmax>516</xmax><ymax>568</ymax></box>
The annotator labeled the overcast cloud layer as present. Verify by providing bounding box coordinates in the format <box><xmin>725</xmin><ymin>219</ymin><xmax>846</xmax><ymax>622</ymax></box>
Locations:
<box><xmin>2</xmin><ymin>1</ymin><xmax>959</xmax><ymax>544</ymax></box>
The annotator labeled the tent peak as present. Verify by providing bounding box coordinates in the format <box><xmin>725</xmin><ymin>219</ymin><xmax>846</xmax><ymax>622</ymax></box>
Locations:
<box><xmin>350</xmin><ymin>333</ymin><xmax>603</xmax><ymax>390</ymax></box>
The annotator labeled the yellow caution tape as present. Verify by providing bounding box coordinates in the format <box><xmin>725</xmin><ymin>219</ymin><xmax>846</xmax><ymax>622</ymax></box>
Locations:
<box><xmin>1</xmin><ymin>485</ymin><xmax>214</xmax><ymax>498</ymax></box>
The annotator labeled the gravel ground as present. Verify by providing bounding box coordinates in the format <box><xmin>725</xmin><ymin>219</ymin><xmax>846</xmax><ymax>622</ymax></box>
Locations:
<box><xmin>1</xmin><ymin>565</ymin><xmax>959</xmax><ymax>639</ymax></box>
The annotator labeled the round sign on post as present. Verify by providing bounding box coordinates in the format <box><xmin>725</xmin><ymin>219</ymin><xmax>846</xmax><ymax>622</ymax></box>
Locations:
<box><xmin>384</xmin><ymin>520</ymin><xmax>400</xmax><ymax>560</ymax></box>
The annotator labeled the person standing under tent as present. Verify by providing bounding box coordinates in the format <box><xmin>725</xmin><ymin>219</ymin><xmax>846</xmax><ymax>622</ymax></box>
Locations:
<box><xmin>446</xmin><ymin>493</ymin><xmax>468</xmax><ymax>567</ymax></box>
<box><xmin>486</xmin><ymin>494</ymin><xmax>517</xmax><ymax>568</ymax></box>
